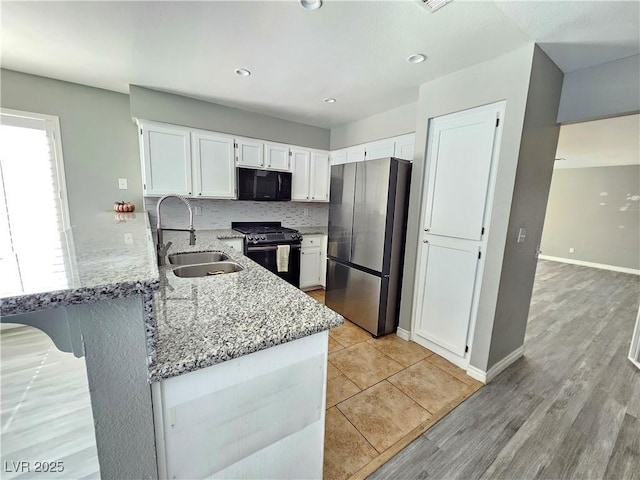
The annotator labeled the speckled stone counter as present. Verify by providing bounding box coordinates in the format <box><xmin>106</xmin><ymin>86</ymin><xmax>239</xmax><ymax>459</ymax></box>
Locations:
<box><xmin>207</xmin><ymin>228</ymin><xmax>245</xmax><ymax>240</ymax></box>
<box><xmin>148</xmin><ymin>229</ymin><xmax>343</xmax><ymax>382</ymax></box>
<box><xmin>0</xmin><ymin>212</ymin><xmax>159</xmax><ymax>316</ymax></box>
<box><xmin>296</xmin><ymin>225</ymin><xmax>328</xmax><ymax>236</ymax></box>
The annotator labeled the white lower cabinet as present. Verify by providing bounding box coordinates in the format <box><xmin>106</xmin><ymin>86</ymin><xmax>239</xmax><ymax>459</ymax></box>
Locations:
<box><xmin>300</xmin><ymin>235</ymin><xmax>326</xmax><ymax>289</ymax></box>
<box><xmin>152</xmin><ymin>332</ymin><xmax>328</xmax><ymax>480</ymax></box>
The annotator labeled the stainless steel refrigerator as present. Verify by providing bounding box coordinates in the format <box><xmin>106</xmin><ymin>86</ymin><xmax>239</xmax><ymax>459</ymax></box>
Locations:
<box><xmin>326</xmin><ymin>157</ymin><xmax>412</xmax><ymax>337</ymax></box>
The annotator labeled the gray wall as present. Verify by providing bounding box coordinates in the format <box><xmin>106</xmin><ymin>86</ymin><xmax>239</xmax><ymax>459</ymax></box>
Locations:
<box><xmin>558</xmin><ymin>54</ymin><xmax>640</xmax><ymax>124</ymax></box>
<box><xmin>1</xmin><ymin>69</ymin><xmax>142</xmax><ymax>226</ymax></box>
<box><xmin>487</xmin><ymin>46</ymin><xmax>564</xmax><ymax>368</ymax></box>
<box><xmin>329</xmin><ymin>102</ymin><xmax>418</xmax><ymax>150</ymax></box>
<box><xmin>541</xmin><ymin>165</ymin><xmax>640</xmax><ymax>270</ymax></box>
<box><xmin>130</xmin><ymin>86</ymin><xmax>330</xmax><ymax>150</ymax></box>
<box><xmin>401</xmin><ymin>44</ymin><xmax>536</xmax><ymax>373</ymax></box>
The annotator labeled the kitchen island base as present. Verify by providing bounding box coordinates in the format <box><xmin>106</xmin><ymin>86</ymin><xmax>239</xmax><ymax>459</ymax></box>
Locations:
<box><xmin>152</xmin><ymin>331</ymin><xmax>328</xmax><ymax>479</ymax></box>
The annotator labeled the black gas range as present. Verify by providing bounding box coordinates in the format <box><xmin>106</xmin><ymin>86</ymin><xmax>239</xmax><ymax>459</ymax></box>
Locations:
<box><xmin>232</xmin><ymin>222</ymin><xmax>302</xmax><ymax>287</ymax></box>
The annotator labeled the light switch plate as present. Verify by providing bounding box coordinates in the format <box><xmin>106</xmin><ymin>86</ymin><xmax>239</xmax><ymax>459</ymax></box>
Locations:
<box><xmin>517</xmin><ymin>227</ymin><xmax>526</xmax><ymax>243</ymax></box>
<box><xmin>118</xmin><ymin>178</ymin><xmax>128</xmax><ymax>190</ymax></box>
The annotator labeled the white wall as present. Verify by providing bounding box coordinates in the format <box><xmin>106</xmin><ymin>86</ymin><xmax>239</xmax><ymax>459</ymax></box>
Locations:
<box><xmin>558</xmin><ymin>54</ymin><xmax>640</xmax><ymax>124</ymax></box>
<box><xmin>329</xmin><ymin>102</ymin><xmax>417</xmax><ymax>150</ymax></box>
<box><xmin>401</xmin><ymin>44</ymin><xmax>538</xmax><ymax>373</ymax></box>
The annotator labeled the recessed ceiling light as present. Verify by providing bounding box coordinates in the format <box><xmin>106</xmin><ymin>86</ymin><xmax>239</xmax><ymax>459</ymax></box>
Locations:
<box><xmin>235</xmin><ymin>68</ymin><xmax>251</xmax><ymax>77</ymax></box>
<box><xmin>299</xmin><ymin>0</ymin><xmax>322</xmax><ymax>10</ymax></box>
<box><xmin>323</xmin><ymin>98</ymin><xmax>336</xmax><ymax>104</ymax></box>
<box><xmin>407</xmin><ymin>54</ymin><xmax>427</xmax><ymax>64</ymax></box>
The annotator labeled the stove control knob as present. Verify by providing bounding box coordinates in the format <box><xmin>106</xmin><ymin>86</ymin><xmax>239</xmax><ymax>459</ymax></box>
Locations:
<box><xmin>261</xmin><ymin>235</ymin><xmax>266</xmax><ymax>240</ymax></box>
<box><xmin>247</xmin><ymin>235</ymin><xmax>253</xmax><ymax>241</ymax></box>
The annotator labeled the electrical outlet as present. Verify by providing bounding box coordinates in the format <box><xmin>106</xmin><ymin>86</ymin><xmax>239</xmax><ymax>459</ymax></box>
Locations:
<box><xmin>118</xmin><ymin>178</ymin><xmax>128</xmax><ymax>190</ymax></box>
<box><xmin>194</xmin><ymin>206</ymin><xmax>202</xmax><ymax>216</ymax></box>
<box><xmin>124</xmin><ymin>233</ymin><xmax>133</xmax><ymax>245</ymax></box>
<box><xmin>569</xmin><ymin>247</ymin><xmax>575</xmax><ymax>254</ymax></box>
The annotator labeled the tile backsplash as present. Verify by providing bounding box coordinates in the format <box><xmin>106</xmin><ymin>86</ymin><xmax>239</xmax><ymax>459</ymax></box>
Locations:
<box><xmin>145</xmin><ymin>197</ymin><xmax>329</xmax><ymax>230</ymax></box>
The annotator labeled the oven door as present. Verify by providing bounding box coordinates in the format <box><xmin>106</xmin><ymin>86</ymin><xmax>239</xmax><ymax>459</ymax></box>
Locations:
<box><xmin>245</xmin><ymin>244</ymin><xmax>301</xmax><ymax>288</ymax></box>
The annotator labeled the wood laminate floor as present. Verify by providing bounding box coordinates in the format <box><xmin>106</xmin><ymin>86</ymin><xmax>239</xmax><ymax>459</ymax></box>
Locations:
<box><xmin>369</xmin><ymin>260</ymin><xmax>640</xmax><ymax>480</ymax></box>
<box><xmin>0</xmin><ymin>325</ymin><xmax>99</xmax><ymax>479</ymax></box>
<box><xmin>307</xmin><ymin>289</ymin><xmax>484</xmax><ymax>480</ymax></box>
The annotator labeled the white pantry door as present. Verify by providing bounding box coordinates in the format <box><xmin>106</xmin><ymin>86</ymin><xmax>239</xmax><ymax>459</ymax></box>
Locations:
<box><xmin>413</xmin><ymin>102</ymin><xmax>505</xmax><ymax>361</ymax></box>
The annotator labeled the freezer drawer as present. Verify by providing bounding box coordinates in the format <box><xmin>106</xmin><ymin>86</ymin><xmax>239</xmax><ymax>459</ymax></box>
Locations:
<box><xmin>326</xmin><ymin>259</ymin><xmax>382</xmax><ymax>336</ymax></box>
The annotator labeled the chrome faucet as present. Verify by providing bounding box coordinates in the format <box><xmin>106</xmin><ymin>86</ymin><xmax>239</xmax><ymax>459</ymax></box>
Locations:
<box><xmin>156</xmin><ymin>194</ymin><xmax>196</xmax><ymax>265</ymax></box>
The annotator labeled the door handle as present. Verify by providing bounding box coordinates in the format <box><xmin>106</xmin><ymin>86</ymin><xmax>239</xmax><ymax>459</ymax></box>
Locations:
<box><xmin>424</xmin><ymin>228</ymin><xmax>430</xmax><ymax>232</ymax></box>
<box><xmin>423</xmin><ymin>239</ymin><xmax>428</xmax><ymax>243</ymax></box>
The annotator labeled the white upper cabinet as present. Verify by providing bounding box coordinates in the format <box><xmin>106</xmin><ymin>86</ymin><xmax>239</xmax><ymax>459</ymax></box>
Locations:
<box><xmin>192</xmin><ymin>131</ymin><xmax>236</xmax><ymax>199</ymax></box>
<box><xmin>140</xmin><ymin>122</ymin><xmax>192</xmax><ymax>196</ymax></box>
<box><xmin>330</xmin><ymin>149</ymin><xmax>347</xmax><ymax>166</ymax></box>
<box><xmin>346</xmin><ymin>145</ymin><xmax>366</xmax><ymax>163</ymax></box>
<box><xmin>394</xmin><ymin>133</ymin><xmax>415</xmax><ymax>161</ymax></box>
<box><xmin>423</xmin><ymin>110</ymin><xmax>497</xmax><ymax>240</ymax></box>
<box><xmin>310</xmin><ymin>152</ymin><xmax>330</xmax><ymax>202</ymax></box>
<box><xmin>236</xmin><ymin>138</ymin><xmax>264</xmax><ymax>168</ymax></box>
<box><xmin>365</xmin><ymin>139</ymin><xmax>395</xmax><ymax>161</ymax></box>
<box><xmin>291</xmin><ymin>148</ymin><xmax>311</xmax><ymax>201</ymax></box>
<box><xmin>265</xmin><ymin>143</ymin><xmax>291</xmax><ymax>171</ymax></box>
<box><xmin>291</xmin><ymin>149</ymin><xmax>329</xmax><ymax>202</ymax></box>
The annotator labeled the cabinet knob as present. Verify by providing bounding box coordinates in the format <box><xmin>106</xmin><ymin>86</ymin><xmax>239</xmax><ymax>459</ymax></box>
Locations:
<box><xmin>198</xmin><ymin>193</ymin><xmax>202</xmax><ymax>196</ymax></box>
<box><xmin>188</xmin><ymin>192</ymin><xmax>192</xmax><ymax>195</ymax></box>
<box><xmin>312</xmin><ymin>196</ymin><xmax>315</xmax><ymax>200</ymax></box>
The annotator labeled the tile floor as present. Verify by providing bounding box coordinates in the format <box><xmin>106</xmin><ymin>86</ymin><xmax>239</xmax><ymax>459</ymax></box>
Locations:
<box><xmin>307</xmin><ymin>289</ymin><xmax>484</xmax><ymax>480</ymax></box>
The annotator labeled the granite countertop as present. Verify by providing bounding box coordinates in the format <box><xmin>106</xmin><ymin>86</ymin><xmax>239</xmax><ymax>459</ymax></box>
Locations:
<box><xmin>296</xmin><ymin>226</ymin><xmax>328</xmax><ymax>236</ymax></box>
<box><xmin>205</xmin><ymin>228</ymin><xmax>245</xmax><ymax>240</ymax></box>
<box><xmin>148</xmin><ymin>229</ymin><xmax>343</xmax><ymax>382</ymax></box>
<box><xmin>0</xmin><ymin>212</ymin><xmax>159</xmax><ymax>316</ymax></box>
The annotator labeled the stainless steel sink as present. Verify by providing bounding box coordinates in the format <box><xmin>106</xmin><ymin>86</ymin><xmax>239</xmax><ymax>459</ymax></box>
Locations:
<box><xmin>168</xmin><ymin>251</ymin><xmax>230</xmax><ymax>265</ymax></box>
<box><xmin>172</xmin><ymin>261</ymin><xmax>245</xmax><ymax>278</ymax></box>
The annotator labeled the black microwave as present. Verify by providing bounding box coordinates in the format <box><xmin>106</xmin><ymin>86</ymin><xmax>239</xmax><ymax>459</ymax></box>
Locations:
<box><xmin>237</xmin><ymin>168</ymin><xmax>292</xmax><ymax>201</ymax></box>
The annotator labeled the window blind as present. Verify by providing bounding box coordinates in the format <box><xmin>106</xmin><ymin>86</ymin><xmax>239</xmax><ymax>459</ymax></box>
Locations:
<box><xmin>0</xmin><ymin>112</ymin><xmax>71</xmax><ymax>296</ymax></box>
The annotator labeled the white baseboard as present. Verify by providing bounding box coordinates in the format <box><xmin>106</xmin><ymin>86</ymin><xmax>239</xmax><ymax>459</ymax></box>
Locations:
<box><xmin>466</xmin><ymin>346</ymin><xmax>524</xmax><ymax>384</ymax></box>
<box><xmin>396</xmin><ymin>327</ymin><xmax>411</xmax><ymax>341</ymax></box>
<box><xmin>538</xmin><ymin>255</ymin><xmax>640</xmax><ymax>275</ymax></box>
<box><xmin>465</xmin><ymin>365</ymin><xmax>487</xmax><ymax>384</ymax></box>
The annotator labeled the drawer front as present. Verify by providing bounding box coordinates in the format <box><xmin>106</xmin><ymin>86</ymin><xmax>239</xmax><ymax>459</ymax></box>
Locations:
<box><xmin>301</xmin><ymin>235</ymin><xmax>322</xmax><ymax>248</ymax></box>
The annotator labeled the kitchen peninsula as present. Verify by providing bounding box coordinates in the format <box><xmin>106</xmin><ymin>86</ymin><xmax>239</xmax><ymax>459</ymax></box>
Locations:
<box><xmin>0</xmin><ymin>212</ymin><xmax>342</xmax><ymax>479</ymax></box>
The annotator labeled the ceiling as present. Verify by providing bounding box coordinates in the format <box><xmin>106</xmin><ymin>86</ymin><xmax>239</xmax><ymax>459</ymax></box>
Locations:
<box><xmin>555</xmin><ymin>114</ymin><xmax>640</xmax><ymax>169</ymax></box>
<box><xmin>1</xmin><ymin>1</ymin><xmax>639</xmax><ymax>129</ymax></box>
